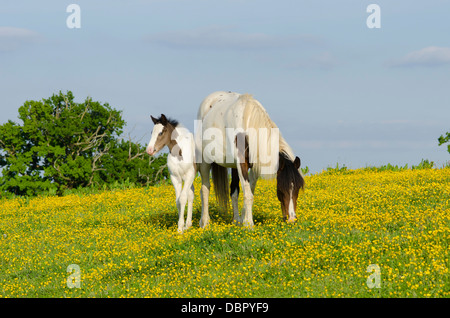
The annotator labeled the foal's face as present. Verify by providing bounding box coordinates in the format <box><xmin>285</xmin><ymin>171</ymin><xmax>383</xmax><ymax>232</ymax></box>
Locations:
<box><xmin>276</xmin><ymin>156</ymin><xmax>303</xmax><ymax>222</ymax></box>
<box><xmin>146</xmin><ymin>116</ymin><xmax>171</xmax><ymax>156</ymax></box>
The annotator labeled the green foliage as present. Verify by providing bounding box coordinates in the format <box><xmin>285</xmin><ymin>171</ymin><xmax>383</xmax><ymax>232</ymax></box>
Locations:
<box><xmin>411</xmin><ymin>159</ymin><xmax>434</xmax><ymax>170</ymax></box>
<box><xmin>0</xmin><ymin>91</ymin><xmax>168</xmax><ymax>197</ymax></box>
<box><xmin>364</xmin><ymin>163</ymin><xmax>409</xmax><ymax>172</ymax></box>
<box><xmin>321</xmin><ymin>159</ymin><xmax>436</xmax><ymax>176</ymax></box>
<box><xmin>322</xmin><ymin>163</ymin><xmax>349</xmax><ymax>175</ymax></box>
<box><xmin>300</xmin><ymin>166</ymin><xmax>309</xmax><ymax>175</ymax></box>
<box><xmin>438</xmin><ymin>131</ymin><xmax>450</xmax><ymax>154</ymax></box>
<box><xmin>368</xmin><ymin>159</ymin><xmax>434</xmax><ymax>172</ymax></box>
<box><xmin>98</xmin><ymin>139</ymin><xmax>170</xmax><ymax>186</ymax></box>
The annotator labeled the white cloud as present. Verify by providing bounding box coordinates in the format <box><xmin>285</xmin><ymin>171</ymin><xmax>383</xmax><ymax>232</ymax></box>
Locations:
<box><xmin>0</xmin><ymin>27</ymin><xmax>43</xmax><ymax>52</ymax></box>
<box><xmin>145</xmin><ymin>25</ymin><xmax>321</xmax><ymax>50</ymax></box>
<box><xmin>388</xmin><ymin>46</ymin><xmax>450</xmax><ymax>67</ymax></box>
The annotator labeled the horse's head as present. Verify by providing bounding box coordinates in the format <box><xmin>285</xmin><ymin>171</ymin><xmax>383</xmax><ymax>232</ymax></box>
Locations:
<box><xmin>146</xmin><ymin>114</ymin><xmax>178</xmax><ymax>156</ymax></box>
<box><xmin>276</xmin><ymin>153</ymin><xmax>305</xmax><ymax>222</ymax></box>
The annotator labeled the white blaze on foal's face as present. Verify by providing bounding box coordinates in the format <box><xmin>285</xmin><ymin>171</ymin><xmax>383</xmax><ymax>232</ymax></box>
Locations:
<box><xmin>146</xmin><ymin>123</ymin><xmax>166</xmax><ymax>156</ymax></box>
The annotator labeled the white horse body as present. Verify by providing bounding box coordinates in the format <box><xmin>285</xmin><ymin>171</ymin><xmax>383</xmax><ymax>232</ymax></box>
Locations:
<box><xmin>147</xmin><ymin>116</ymin><xmax>196</xmax><ymax>233</ymax></box>
<box><xmin>199</xmin><ymin>94</ymin><xmax>246</xmax><ymax>168</ymax></box>
<box><xmin>197</xmin><ymin>91</ymin><xmax>286</xmax><ymax>172</ymax></box>
<box><xmin>166</xmin><ymin>125</ymin><xmax>196</xmax><ymax>173</ymax></box>
<box><xmin>196</xmin><ymin>91</ymin><xmax>298</xmax><ymax>228</ymax></box>
<box><xmin>168</xmin><ymin>126</ymin><xmax>196</xmax><ymax>232</ymax></box>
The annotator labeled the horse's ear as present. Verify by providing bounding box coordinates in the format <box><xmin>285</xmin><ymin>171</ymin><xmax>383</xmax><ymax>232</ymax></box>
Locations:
<box><xmin>160</xmin><ymin>114</ymin><xmax>168</xmax><ymax>125</ymax></box>
<box><xmin>150</xmin><ymin>115</ymin><xmax>158</xmax><ymax>124</ymax></box>
<box><xmin>294</xmin><ymin>156</ymin><xmax>301</xmax><ymax>169</ymax></box>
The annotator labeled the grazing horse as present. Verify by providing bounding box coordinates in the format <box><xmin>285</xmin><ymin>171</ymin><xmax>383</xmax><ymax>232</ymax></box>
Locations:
<box><xmin>195</xmin><ymin>91</ymin><xmax>305</xmax><ymax>228</ymax></box>
<box><xmin>146</xmin><ymin>114</ymin><xmax>196</xmax><ymax>233</ymax></box>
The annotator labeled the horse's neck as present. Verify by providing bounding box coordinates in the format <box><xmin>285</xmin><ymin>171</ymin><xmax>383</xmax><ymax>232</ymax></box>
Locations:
<box><xmin>166</xmin><ymin>139</ymin><xmax>178</xmax><ymax>154</ymax></box>
<box><xmin>164</xmin><ymin>124</ymin><xmax>178</xmax><ymax>153</ymax></box>
<box><xmin>172</xmin><ymin>125</ymin><xmax>191</xmax><ymax>144</ymax></box>
<box><xmin>168</xmin><ymin>126</ymin><xmax>194</xmax><ymax>158</ymax></box>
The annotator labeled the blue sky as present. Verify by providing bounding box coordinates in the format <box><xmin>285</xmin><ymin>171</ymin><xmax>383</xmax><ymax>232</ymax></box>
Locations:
<box><xmin>1</xmin><ymin>0</ymin><xmax>449</xmax><ymax>173</ymax></box>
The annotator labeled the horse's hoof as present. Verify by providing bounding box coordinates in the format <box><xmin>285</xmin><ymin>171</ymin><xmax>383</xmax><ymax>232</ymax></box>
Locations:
<box><xmin>287</xmin><ymin>217</ymin><xmax>297</xmax><ymax>223</ymax></box>
<box><xmin>232</xmin><ymin>218</ymin><xmax>242</xmax><ymax>226</ymax></box>
<box><xmin>184</xmin><ymin>223</ymin><xmax>192</xmax><ymax>231</ymax></box>
<box><xmin>242</xmin><ymin>220</ymin><xmax>254</xmax><ymax>229</ymax></box>
<box><xmin>199</xmin><ymin>219</ymin><xmax>209</xmax><ymax>228</ymax></box>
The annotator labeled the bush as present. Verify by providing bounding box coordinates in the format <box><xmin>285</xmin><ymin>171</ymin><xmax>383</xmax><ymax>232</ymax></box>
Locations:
<box><xmin>98</xmin><ymin>138</ymin><xmax>170</xmax><ymax>186</ymax></box>
<box><xmin>411</xmin><ymin>159</ymin><xmax>434</xmax><ymax>170</ymax></box>
<box><xmin>0</xmin><ymin>91</ymin><xmax>168</xmax><ymax>196</ymax></box>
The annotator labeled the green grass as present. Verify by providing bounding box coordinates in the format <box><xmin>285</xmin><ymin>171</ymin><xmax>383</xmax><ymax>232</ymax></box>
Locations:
<box><xmin>0</xmin><ymin>166</ymin><xmax>449</xmax><ymax>298</ymax></box>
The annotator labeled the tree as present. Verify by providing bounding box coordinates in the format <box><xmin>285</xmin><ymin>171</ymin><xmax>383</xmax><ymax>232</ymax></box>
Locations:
<box><xmin>98</xmin><ymin>138</ymin><xmax>170</xmax><ymax>186</ymax></box>
<box><xmin>0</xmin><ymin>91</ymin><xmax>168</xmax><ymax>196</ymax></box>
<box><xmin>0</xmin><ymin>91</ymin><xmax>124</xmax><ymax>195</ymax></box>
<box><xmin>438</xmin><ymin>131</ymin><xmax>450</xmax><ymax>154</ymax></box>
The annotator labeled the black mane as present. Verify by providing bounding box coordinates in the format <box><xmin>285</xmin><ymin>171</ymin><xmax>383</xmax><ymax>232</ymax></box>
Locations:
<box><xmin>154</xmin><ymin>115</ymin><xmax>179</xmax><ymax>127</ymax></box>
<box><xmin>277</xmin><ymin>152</ymin><xmax>305</xmax><ymax>194</ymax></box>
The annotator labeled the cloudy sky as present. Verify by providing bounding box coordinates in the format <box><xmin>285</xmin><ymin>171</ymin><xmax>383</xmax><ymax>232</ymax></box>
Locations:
<box><xmin>1</xmin><ymin>0</ymin><xmax>449</xmax><ymax>173</ymax></box>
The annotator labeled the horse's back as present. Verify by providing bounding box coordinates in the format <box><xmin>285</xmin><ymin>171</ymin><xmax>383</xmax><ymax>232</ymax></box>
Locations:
<box><xmin>198</xmin><ymin>92</ymin><xmax>248</xmax><ymax>167</ymax></box>
<box><xmin>197</xmin><ymin>91</ymin><xmax>241</xmax><ymax>121</ymax></box>
<box><xmin>202</xmin><ymin>92</ymin><xmax>251</xmax><ymax>130</ymax></box>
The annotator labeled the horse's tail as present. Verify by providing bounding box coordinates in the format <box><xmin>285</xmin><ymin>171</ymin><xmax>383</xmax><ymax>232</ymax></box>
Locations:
<box><xmin>211</xmin><ymin>163</ymin><xmax>229</xmax><ymax>213</ymax></box>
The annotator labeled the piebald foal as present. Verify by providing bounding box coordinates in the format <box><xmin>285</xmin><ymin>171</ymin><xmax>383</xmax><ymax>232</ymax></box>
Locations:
<box><xmin>146</xmin><ymin>114</ymin><xmax>196</xmax><ymax>233</ymax></box>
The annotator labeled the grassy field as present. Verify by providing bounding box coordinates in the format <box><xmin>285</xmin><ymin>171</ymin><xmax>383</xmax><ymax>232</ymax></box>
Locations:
<box><xmin>0</xmin><ymin>167</ymin><xmax>449</xmax><ymax>297</ymax></box>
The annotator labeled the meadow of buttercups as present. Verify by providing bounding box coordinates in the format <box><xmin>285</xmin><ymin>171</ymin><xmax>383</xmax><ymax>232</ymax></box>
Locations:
<box><xmin>0</xmin><ymin>167</ymin><xmax>449</xmax><ymax>297</ymax></box>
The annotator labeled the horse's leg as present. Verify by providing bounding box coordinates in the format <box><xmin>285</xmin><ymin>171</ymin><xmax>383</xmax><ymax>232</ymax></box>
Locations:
<box><xmin>235</xmin><ymin>133</ymin><xmax>254</xmax><ymax>228</ymax></box>
<box><xmin>236</xmin><ymin>163</ymin><xmax>254</xmax><ymax>228</ymax></box>
<box><xmin>230</xmin><ymin>168</ymin><xmax>241</xmax><ymax>224</ymax></box>
<box><xmin>185</xmin><ymin>183</ymin><xmax>194</xmax><ymax>230</ymax></box>
<box><xmin>182</xmin><ymin>169</ymin><xmax>196</xmax><ymax>231</ymax></box>
<box><xmin>171</xmin><ymin>175</ymin><xmax>184</xmax><ymax>233</ymax></box>
<box><xmin>249</xmin><ymin>169</ymin><xmax>257</xmax><ymax>195</ymax></box>
<box><xmin>199</xmin><ymin>163</ymin><xmax>211</xmax><ymax>228</ymax></box>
